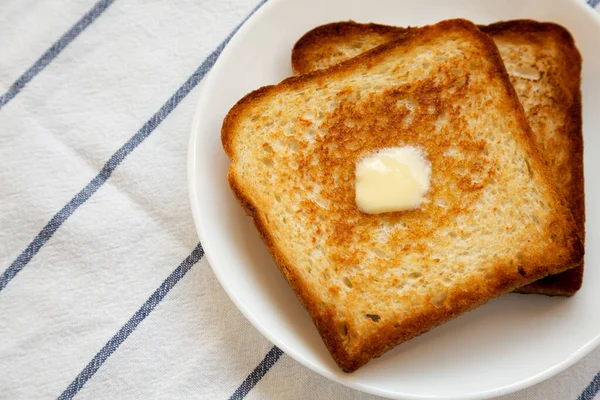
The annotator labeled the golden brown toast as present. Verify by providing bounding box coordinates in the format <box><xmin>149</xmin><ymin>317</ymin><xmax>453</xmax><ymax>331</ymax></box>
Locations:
<box><xmin>223</xmin><ymin>19</ymin><xmax>584</xmax><ymax>372</ymax></box>
<box><xmin>292</xmin><ymin>20</ymin><xmax>585</xmax><ymax>296</ymax></box>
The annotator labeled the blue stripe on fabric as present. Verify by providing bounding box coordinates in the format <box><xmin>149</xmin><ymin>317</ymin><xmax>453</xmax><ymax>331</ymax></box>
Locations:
<box><xmin>0</xmin><ymin>0</ymin><xmax>115</xmax><ymax>110</ymax></box>
<box><xmin>57</xmin><ymin>243</ymin><xmax>204</xmax><ymax>400</ymax></box>
<box><xmin>229</xmin><ymin>346</ymin><xmax>284</xmax><ymax>400</ymax></box>
<box><xmin>578</xmin><ymin>371</ymin><xmax>600</xmax><ymax>400</ymax></box>
<box><xmin>588</xmin><ymin>0</ymin><xmax>600</xmax><ymax>8</ymax></box>
<box><xmin>0</xmin><ymin>0</ymin><xmax>268</xmax><ymax>294</ymax></box>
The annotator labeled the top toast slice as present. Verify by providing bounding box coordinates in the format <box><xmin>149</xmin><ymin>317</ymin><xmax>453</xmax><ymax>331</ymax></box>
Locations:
<box><xmin>223</xmin><ymin>19</ymin><xmax>583</xmax><ymax>372</ymax></box>
<box><xmin>292</xmin><ymin>19</ymin><xmax>585</xmax><ymax>296</ymax></box>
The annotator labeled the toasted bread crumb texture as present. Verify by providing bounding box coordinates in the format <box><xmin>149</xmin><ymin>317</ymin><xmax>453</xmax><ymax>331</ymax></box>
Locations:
<box><xmin>292</xmin><ymin>20</ymin><xmax>585</xmax><ymax>296</ymax></box>
<box><xmin>224</xmin><ymin>20</ymin><xmax>582</xmax><ymax>371</ymax></box>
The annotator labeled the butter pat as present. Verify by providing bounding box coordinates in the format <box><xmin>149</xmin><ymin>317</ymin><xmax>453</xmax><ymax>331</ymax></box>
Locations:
<box><xmin>355</xmin><ymin>146</ymin><xmax>431</xmax><ymax>214</ymax></box>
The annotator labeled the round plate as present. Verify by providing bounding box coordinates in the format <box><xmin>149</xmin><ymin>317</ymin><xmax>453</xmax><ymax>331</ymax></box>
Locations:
<box><xmin>188</xmin><ymin>0</ymin><xmax>600</xmax><ymax>398</ymax></box>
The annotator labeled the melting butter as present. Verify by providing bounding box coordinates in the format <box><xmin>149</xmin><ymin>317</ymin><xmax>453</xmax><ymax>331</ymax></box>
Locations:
<box><xmin>355</xmin><ymin>146</ymin><xmax>431</xmax><ymax>214</ymax></box>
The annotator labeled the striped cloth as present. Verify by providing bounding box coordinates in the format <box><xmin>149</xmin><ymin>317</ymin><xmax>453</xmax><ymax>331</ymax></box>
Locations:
<box><xmin>0</xmin><ymin>0</ymin><xmax>598</xmax><ymax>399</ymax></box>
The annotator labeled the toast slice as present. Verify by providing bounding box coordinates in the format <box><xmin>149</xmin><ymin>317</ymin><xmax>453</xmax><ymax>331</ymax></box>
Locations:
<box><xmin>223</xmin><ymin>19</ymin><xmax>583</xmax><ymax>372</ymax></box>
<box><xmin>292</xmin><ymin>20</ymin><xmax>585</xmax><ymax>296</ymax></box>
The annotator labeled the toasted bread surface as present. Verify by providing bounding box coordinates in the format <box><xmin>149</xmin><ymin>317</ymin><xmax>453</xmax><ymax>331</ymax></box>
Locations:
<box><xmin>292</xmin><ymin>20</ymin><xmax>585</xmax><ymax>296</ymax></box>
<box><xmin>224</xmin><ymin>19</ymin><xmax>583</xmax><ymax>372</ymax></box>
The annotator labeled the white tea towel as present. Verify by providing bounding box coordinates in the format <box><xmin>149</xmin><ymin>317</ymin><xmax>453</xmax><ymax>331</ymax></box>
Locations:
<box><xmin>0</xmin><ymin>0</ymin><xmax>598</xmax><ymax>399</ymax></box>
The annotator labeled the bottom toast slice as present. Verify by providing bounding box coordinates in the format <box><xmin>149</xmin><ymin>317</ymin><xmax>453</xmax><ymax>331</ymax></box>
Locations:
<box><xmin>224</xmin><ymin>19</ymin><xmax>584</xmax><ymax>371</ymax></box>
<box><xmin>292</xmin><ymin>19</ymin><xmax>585</xmax><ymax>296</ymax></box>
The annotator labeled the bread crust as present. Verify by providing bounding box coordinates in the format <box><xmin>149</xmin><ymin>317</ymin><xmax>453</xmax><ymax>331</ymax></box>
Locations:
<box><xmin>223</xmin><ymin>19</ymin><xmax>584</xmax><ymax>372</ymax></box>
<box><xmin>292</xmin><ymin>21</ymin><xmax>404</xmax><ymax>75</ymax></box>
<box><xmin>291</xmin><ymin>19</ymin><xmax>585</xmax><ymax>296</ymax></box>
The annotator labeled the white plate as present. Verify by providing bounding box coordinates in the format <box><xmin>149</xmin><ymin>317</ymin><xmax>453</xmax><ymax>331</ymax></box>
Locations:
<box><xmin>188</xmin><ymin>0</ymin><xmax>600</xmax><ymax>398</ymax></box>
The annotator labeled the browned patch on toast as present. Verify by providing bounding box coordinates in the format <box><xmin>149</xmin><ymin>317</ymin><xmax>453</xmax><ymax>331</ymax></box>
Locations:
<box><xmin>291</xmin><ymin>19</ymin><xmax>585</xmax><ymax>296</ymax></box>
